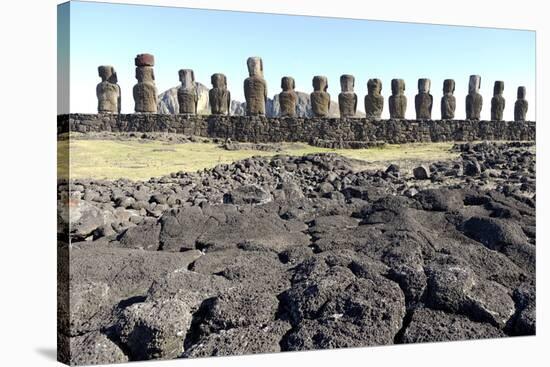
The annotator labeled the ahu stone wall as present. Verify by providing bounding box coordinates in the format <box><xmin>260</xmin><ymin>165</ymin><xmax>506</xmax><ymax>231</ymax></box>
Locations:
<box><xmin>59</xmin><ymin>114</ymin><xmax>535</xmax><ymax>145</ymax></box>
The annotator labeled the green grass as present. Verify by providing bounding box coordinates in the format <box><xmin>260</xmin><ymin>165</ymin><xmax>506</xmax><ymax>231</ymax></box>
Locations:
<box><xmin>59</xmin><ymin>138</ymin><xmax>457</xmax><ymax>181</ymax></box>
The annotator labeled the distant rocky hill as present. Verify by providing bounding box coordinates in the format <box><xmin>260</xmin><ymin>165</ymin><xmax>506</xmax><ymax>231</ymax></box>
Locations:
<box><xmin>157</xmin><ymin>82</ymin><xmax>364</xmax><ymax>118</ymax></box>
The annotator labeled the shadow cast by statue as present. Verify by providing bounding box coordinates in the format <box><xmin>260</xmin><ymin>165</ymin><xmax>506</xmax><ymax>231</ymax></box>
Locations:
<box><xmin>36</xmin><ymin>347</ymin><xmax>57</xmax><ymax>361</ymax></box>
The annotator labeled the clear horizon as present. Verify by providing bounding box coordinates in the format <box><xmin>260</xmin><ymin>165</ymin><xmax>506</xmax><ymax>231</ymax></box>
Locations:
<box><xmin>60</xmin><ymin>1</ymin><xmax>536</xmax><ymax>120</ymax></box>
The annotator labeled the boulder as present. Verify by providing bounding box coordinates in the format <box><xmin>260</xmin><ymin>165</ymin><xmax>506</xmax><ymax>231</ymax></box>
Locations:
<box><xmin>401</xmin><ymin>308</ymin><xmax>505</xmax><ymax>343</ymax></box>
<box><xmin>413</xmin><ymin>165</ymin><xmax>431</xmax><ymax>180</ymax></box>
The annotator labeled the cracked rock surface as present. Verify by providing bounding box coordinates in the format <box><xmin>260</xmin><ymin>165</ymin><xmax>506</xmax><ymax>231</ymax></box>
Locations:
<box><xmin>59</xmin><ymin>142</ymin><xmax>535</xmax><ymax>364</ymax></box>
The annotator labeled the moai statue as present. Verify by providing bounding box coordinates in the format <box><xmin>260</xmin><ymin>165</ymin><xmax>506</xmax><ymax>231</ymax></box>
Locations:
<box><xmin>177</xmin><ymin>69</ymin><xmax>198</xmax><ymax>115</ymax></box>
<box><xmin>243</xmin><ymin>56</ymin><xmax>267</xmax><ymax>116</ymax></box>
<box><xmin>491</xmin><ymin>81</ymin><xmax>505</xmax><ymax>121</ymax></box>
<box><xmin>279</xmin><ymin>76</ymin><xmax>297</xmax><ymax>117</ymax></box>
<box><xmin>338</xmin><ymin>74</ymin><xmax>357</xmax><ymax>118</ymax></box>
<box><xmin>133</xmin><ymin>53</ymin><xmax>157</xmax><ymax>113</ymax></box>
<box><xmin>96</xmin><ymin>65</ymin><xmax>121</xmax><ymax>113</ymax></box>
<box><xmin>514</xmin><ymin>86</ymin><xmax>528</xmax><ymax>121</ymax></box>
<box><xmin>389</xmin><ymin>79</ymin><xmax>407</xmax><ymax>119</ymax></box>
<box><xmin>209</xmin><ymin>73</ymin><xmax>231</xmax><ymax>115</ymax></box>
<box><xmin>364</xmin><ymin>78</ymin><xmax>384</xmax><ymax>120</ymax></box>
<box><xmin>310</xmin><ymin>76</ymin><xmax>330</xmax><ymax>117</ymax></box>
<box><xmin>465</xmin><ymin>75</ymin><xmax>483</xmax><ymax>120</ymax></box>
<box><xmin>441</xmin><ymin>79</ymin><xmax>456</xmax><ymax>119</ymax></box>
<box><xmin>415</xmin><ymin>78</ymin><xmax>433</xmax><ymax>119</ymax></box>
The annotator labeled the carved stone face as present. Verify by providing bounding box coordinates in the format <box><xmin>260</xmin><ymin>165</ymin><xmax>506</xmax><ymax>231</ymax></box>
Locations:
<box><xmin>493</xmin><ymin>81</ymin><xmax>504</xmax><ymax>95</ymax></box>
<box><xmin>391</xmin><ymin>79</ymin><xmax>405</xmax><ymax>95</ymax></box>
<box><xmin>443</xmin><ymin>79</ymin><xmax>455</xmax><ymax>94</ymax></box>
<box><xmin>418</xmin><ymin>78</ymin><xmax>431</xmax><ymax>93</ymax></box>
<box><xmin>517</xmin><ymin>86</ymin><xmax>526</xmax><ymax>99</ymax></box>
<box><xmin>136</xmin><ymin>67</ymin><xmax>154</xmax><ymax>82</ymax></box>
<box><xmin>313</xmin><ymin>76</ymin><xmax>328</xmax><ymax>92</ymax></box>
<box><xmin>211</xmin><ymin>73</ymin><xmax>227</xmax><ymax>88</ymax></box>
<box><xmin>367</xmin><ymin>79</ymin><xmax>382</xmax><ymax>95</ymax></box>
<box><xmin>98</xmin><ymin>65</ymin><xmax>114</xmax><ymax>82</ymax></box>
<box><xmin>281</xmin><ymin>76</ymin><xmax>295</xmax><ymax>91</ymax></box>
<box><xmin>469</xmin><ymin>75</ymin><xmax>481</xmax><ymax>94</ymax></box>
<box><xmin>179</xmin><ymin>69</ymin><xmax>195</xmax><ymax>88</ymax></box>
<box><xmin>418</xmin><ymin>78</ymin><xmax>432</xmax><ymax>93</ymax></box>
<box><xmin>247</xmin><ymin>57</ymin><xmax>263</xmax><ymax>77</ymax></box>
<box><xmin>135</xmin><ymin>53</ymin><xmax>155</xmax><ymax>67</ymax></box>
<box><xmin>340</xmin><ymin>74</ymin><xmax>355</xmax><ymax>92</ymax></box>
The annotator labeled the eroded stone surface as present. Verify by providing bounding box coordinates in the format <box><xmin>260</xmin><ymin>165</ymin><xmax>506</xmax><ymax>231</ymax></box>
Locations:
<box><xmin>415</xmin><ymin>78</ymin><xmax>433</xmax><ymax>119</ymax></box>
<box><xmin>133</xmin><ymin>53</ymin><xmax>157</xmax><ymax>113</ymax></box>
<box><xmin>209</xmin><ymin>73</ymin><xmax>231</xmax><ymax>115</ymax></box>
<box><xmin>389</xmin><ymin>79</ymin><xmax>407</xmax><ymax>119</ymax></box>
<box><xmin>338</xmin><ymin>74</ymin><xmax>357</xmax><ymax>118</ymax></box>
<box><xmin>177</xmin><ymin>69</ymin><xmax>198</xmax><ymax>115</ymax></box>
<box><xmin>514</xmin><ymin>86</ymin><xmax>528</xmax><ymax>122</ymax></box>
<box><xmin>244</xmin><ymin>57</ymin><xmax>267</xmax><ymax>116</ymax></box>
<box><xmin>311</xmin><ymin>76</ymin><xmax>331</xmax><ymax>117</ymax></box>
<box><xmin>61</xmin><ymin>141</ymin><xmax>536</xmax><ymax>363</ymax></box>
<box><xmin>466</xmin><ymin>75</ymin><xmax>483</xmax><ymax>120</ymax></box>
<box><xmin>279</xmin><ymin>76</ymin><xmax>298</xmax><ymax>117</ymax></box>
<box><xmin>491</xmin><ymin>81</ymin><xmax>505</xmax><ymax>121</ymax></box>
<box><xmin>96</xmin><ymin>65</ymin><xmax>120</xmax><ymax>113</ymax></box>
<box><xmin>441</xmin><ymin>79</ymin><xmax>456</xmax><ymax>119</ymax></box>
<box><xmin>365</xmin><ymin>78</ymin><xmax>384</xmax><ymax>119</ymax></box>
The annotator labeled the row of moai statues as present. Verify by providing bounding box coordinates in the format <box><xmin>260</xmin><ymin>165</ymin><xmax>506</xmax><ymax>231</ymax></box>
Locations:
<box><xmin>96</xmin><ymin>55</ymin><xmax>529</xmax><ymax>121</ymax></box>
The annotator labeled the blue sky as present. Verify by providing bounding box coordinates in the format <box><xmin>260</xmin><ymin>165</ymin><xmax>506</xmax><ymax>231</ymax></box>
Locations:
<box><xmin>62</xmin><ymin>0</ymin><xmax>536</xmax><ymax>120</ymax></box>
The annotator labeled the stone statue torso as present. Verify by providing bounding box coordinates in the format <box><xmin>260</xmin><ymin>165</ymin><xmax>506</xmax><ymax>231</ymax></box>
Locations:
<box><xmin>279</xmin><ymin>91</ymin><xmax>297</xmax><ymax>117</ymax></box>
<box><xmin>415</xmin><ymin>93</ymin><xmax>433</xmax><ymax>119</ymax></box>
<box><xmin>338</xmin><ymin>93</ymin><xmax>357</xmax><ymax>118</ymax></box>
<box><xmin>310</xmin><ymin>91</ymin><xmax>330</xmax><ymax>117</ymax></box>
<box><xmin>491</xmin><ymin>95</ymin><xmax>505</xmax><ymax>121</ymax></box>
<box><xmin>389</xmin><ymin>95</ymin><xmax>407</xmax><ymax>119</ymax></box>
<box><xmin>364</xmin><ymin>94</ymin><xmax>384</xmax><ymax>119</ymax></box>
<box><xmin>441</xmin><ymin>95</ymin><xmax>456</xmax><ymax>119</ymax></box>
<box><xmin>514</xmin><ymin>100</ymin><xmax>528</xmax><ymax>121</ymax></box>
<box><xmin>178</xmin><ymin>88</ymin><xmax>198</xmax><ymax>114</ymax></box>
<box><xmin>133</xmin><ymin>82</ymin><xmax>157</xmax><ymax>113</ymax></box>
<box><xmin>244</xmin><ymin>76</ymin><xmax>267</xmax><ymax>115</ymax></box>
<box><xmin>466</xmin><ymin>93</ymin><xmax>483</xmax><ymax>120</ymax></box>
<box><xmin>209</xmin><ymin>88</ymin><xmax>230</xmax><ymax>115</ymax></box>
<box><xmin>96</xmin><ymin>82</ymin><xmax>119</xmax><ymax>113</ymax></box>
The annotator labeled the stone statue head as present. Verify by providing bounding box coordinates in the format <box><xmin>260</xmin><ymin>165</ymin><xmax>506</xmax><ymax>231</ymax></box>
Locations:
<box><xmin>281</xmin><ymin>76</ymin><xmax>295</xmax><ymax>91</ymax></box>
<box><xmin>247</xmin><ymin>56</ymin><xmax>263</xmax><ymax>77</ymax></box>
<box><xmin>367</xmin><ymin>79</ymin><xmax>382</xmax><ymax>95</ymax></box>
<box><xmin>418</xmin><ymin>78</ymin><xmax>431</xmax><ymax>93</ymax></box>
<box><xmin>340</xmin><ymin>74</ymin><xmax>355</xmax><ymax>92</ymax></box>
<box><xmin>135</xmin><ymin>53</ymin><xmax>155</xmax><ymax>67</ymax></box>
<box><xmin>468</xmin><ymin>75</ymin><xmax>481</xmax><ymax>94</ymax></box>
<box><xmin>136</xmin><ymin>66</ymin><xmax>154</xmax><ymax>82</ymax></box>
<box><xmin>179</xmin><ymin>69</ymin><xmax>195</xmax><ymax>89</ymax></box>
<box><xmin>313</xmin><ymin>76</ymin><xmax>328</xmax><ymax>92</ymax></box>
<box><xmin>493</xmin><ymin>81</ymin><xmax>504</xmax><ymax>95</ymax></box>
<box><xmin>443</xmin><ymin>79</ymin><xmax>455</xmax><ymax>94</ymax></box>
<box><xmin>391</xmin><ymin>79</ymin><xmax>405</xmax><ymax>95</ymax></box>
<box><xmin>211</xmin><ymin>73</ymin><xmax>227</xmax><ymax>88</ymax></box>
<box><xmin>517</xmin><ymin>86</ymin><xmax>526</xmax><ymax>99</ymax></box>
<box><xmin>98</xmin><ymin>65</ymin><xmax>115</xmax><ymax>82</ymax></box>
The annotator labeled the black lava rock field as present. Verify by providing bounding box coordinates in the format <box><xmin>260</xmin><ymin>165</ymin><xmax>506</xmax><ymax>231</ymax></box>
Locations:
<box><xmin>58</xmin><ymin>141</ymin><xmax>535</xmax><ymax>364</ymax></box>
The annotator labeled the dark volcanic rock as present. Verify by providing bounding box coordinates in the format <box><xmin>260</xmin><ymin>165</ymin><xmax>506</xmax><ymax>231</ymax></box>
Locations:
<box><xmin>413</xmin><ymin>165</ymin><xmax>430</xmax><ymax>179</ymax></box>
<box><xmin>401</xmin><ymin>308</ymin><xmax>506</xmax><ymax>343</ymax></box>
<box><xmin>61</xmin><ymin>141</ymin><xmax>536</xmax><ymax>363</ymax></box>
<box><xmin>118</xmin><ymin>221</ymin><xmax>161</xmax><ymax>250</ymax></box>
<box><xmin>65</xmin><ymin>245</ymin><xmax>201</xmax><ymax>337</ymax></box>
<box><xmin>280</xmin><ymin>255</ymin><xmax>406</xmax><ymax>350</ymax></box>
<box><xmin>425</xmin><ymin>259</ymin><xmax>515</xmax><ymax>327</ymax></box>
<box><xmin>67</xmin><ymin>331</ymin><xmax>128</xmax><ymax>365</ymax></box>
<box><xmin>183</xmin><ymin>321</ymin><xmax>291</xmax><ymax>358</ymax></box>
<box><xmin>224</xmin><ymin>184</ymin><xmax>272</xmax><ymax>205</ymax></box>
